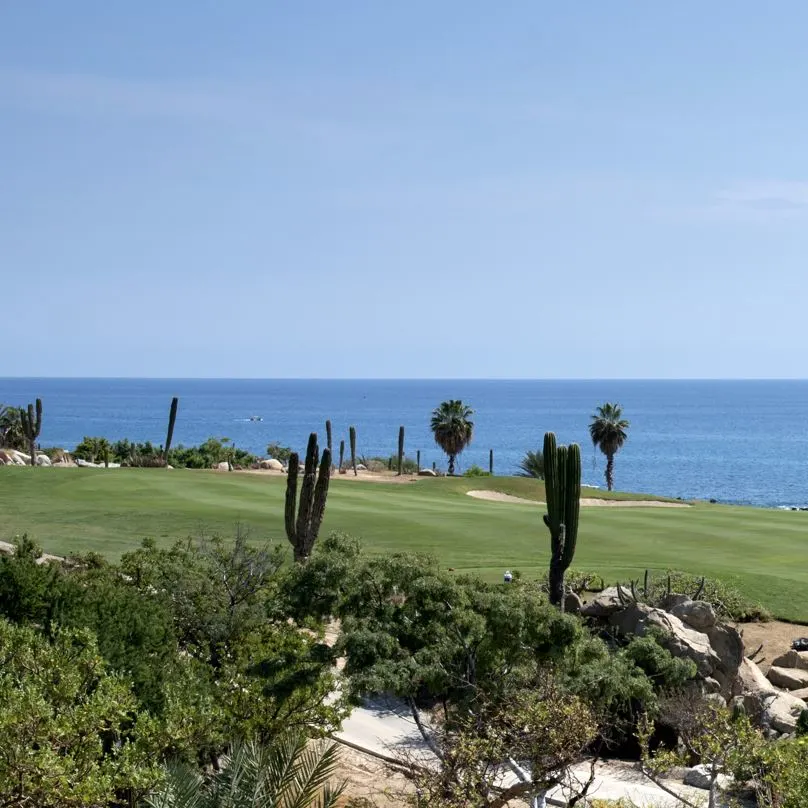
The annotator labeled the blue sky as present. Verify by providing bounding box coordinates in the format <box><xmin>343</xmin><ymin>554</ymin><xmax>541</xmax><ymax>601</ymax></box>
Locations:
<box><xmin>3</xmin><ymin>2</ymin><xmax>808</xmax><ymax>378</ymax></box>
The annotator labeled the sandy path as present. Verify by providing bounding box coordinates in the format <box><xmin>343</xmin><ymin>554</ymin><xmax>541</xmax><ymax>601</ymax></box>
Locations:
<box><xmin>466</xmin><ymin>490</ymin><xmax>690</xmax><ymax>508</ymax></box>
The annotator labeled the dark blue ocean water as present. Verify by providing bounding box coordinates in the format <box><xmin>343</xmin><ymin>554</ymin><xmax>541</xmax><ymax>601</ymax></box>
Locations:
<box><xmin>2</xmin><ymin>378</ymin><xmax>807</xmax><ymax>508</ymax></box>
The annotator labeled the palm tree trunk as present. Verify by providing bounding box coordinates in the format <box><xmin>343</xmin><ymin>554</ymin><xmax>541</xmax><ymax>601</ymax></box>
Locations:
<box><xmin>605</xmin><ymin>453</ymin><xmax>614</xmax><ymax>491</ymax></box>
<box><xmin>448</xmin><ymin>455</ymin><xmax>455</xmax><ymax>476</ymax></box>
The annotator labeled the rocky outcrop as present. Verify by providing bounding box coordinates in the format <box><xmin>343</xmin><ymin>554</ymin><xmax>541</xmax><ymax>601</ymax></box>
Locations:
<box><xmin>610</xmin><ymin>603</ymin><xmax>720</xmax><ymax>677</ymax></box>
<box><xmin>564</xmin><ymin>592</ymin><xmax>583</xmax><ymax>614</ymax></box>
<box><xmin>761</xmin><ymin>690</ymin><xmax>808</xmax><ymax>734</ymax></box>
<box><xmin>684</xmin><ymin>763</ymin><xmax>732</xmax><ymax>791</ymax></box>
<box><xmin>258</xmin><ymin>458</ymin><xmax>285</xmax><ymax>471</ymax></box>
<box><xmin>671</xmin><ymin>600</ymin><xmax>716</xmax><ymax>631</ymax></box>
<box><xmin>581</xmin><ymin>586</ymin><xmax>633</xmax><ymax>617</ymax></box>
<box><xmin>768</xmin><ymin>666</ymin><xmax>808</xmax><ymax>691</ymax></box>
<box><xmin>737</xmin><ymin>657</ymin><xmax>772</xmax><ymax>694</ymax></box>
<box><xmin>771</xmin><ymin>649</ymin><xmax>808</xmax><ymax>671</ymax></box>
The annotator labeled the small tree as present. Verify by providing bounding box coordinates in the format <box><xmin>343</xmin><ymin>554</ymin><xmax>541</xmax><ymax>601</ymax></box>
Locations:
<box><xmin>589</xmin><ymin>402</ymin><xmax>630</xmax><ymax>491</ymax></box>
<box><xmin>430</xmin><ymin>400</ymin><xmax>474</xmax><ymax>476</ymax></box>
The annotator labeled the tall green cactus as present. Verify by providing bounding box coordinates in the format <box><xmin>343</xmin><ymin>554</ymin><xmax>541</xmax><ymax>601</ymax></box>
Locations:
<box><xmin>349</xmin><ymin>425</ymin><xmax>357</xmax><ymax>476</ymax></box>
<box><xmin>417</xmin><ymin>449</ymin><xmax>421</xmax><ymax>473</ymax></box>
<box><xmin>397</xmin><ymin>425</ymin><xmax>405</xmax><ymax>475</ymax></box>
<box><xmin>164</xmin><ymin>397</ymin><xmax>179</xmax><ymax>466</ymax></box>
<box><xmin>20</xmin><ymin>399</ymin><xmax>42</xmax><ymax>467</ymax></box>
<box><xmin>489</xmin><ymin>448</ymin><xmax>494</xmax><ymax>476</ymax></box>
<box><xmin>542</xmin><ymin>431</ymin><xmax>581</xmax><ymax>608</ymax></box>
<box><xmin>284</xmin><ymin>432</ymin><xmax>331</xmax><ymax>563</ymax></box>
<box><xmin>339</xmin><ymin>439</ymin><xmax>345</xmax><ymax>472</ymax></box>
<box><xmin>325</xmin><ymin>420</ymin><xmax>333</xmax><ymax>460</ymax></box>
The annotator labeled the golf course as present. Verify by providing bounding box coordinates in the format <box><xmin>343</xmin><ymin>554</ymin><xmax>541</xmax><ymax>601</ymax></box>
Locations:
<box><xmin>2</xmin><ymin>467</ymin><xmax>807</xmax><ymax>621</ymax></box>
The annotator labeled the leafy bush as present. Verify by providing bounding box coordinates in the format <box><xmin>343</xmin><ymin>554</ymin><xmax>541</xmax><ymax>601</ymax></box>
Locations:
<box><xmin>266</xmin><ymin>442</ymin><xmax>293</xmax><ymax>463</ymax></box>
<box><xmin>463</xmin><ymin>464</ymin><xmax>490</xmax><ymax>477</ymax></box>
<box><xmin>358</xmin><ymin>455</ymin><xmax>419</xmax><ymax>473</ymax></box>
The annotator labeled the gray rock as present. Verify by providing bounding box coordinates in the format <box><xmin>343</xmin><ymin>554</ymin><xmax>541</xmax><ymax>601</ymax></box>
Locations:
<box><xmin>706</xmin><ymin>623</ymin><xmax>745</xmax><ymax>688</ymax></box>
<box><xmin>789</xmin><ymin>687</ymin><xmax>808</xmax><ymax>701</ymax></box>
<box><xmin>767</xmin><ymin>666</ymin><xmax>808</xmax><ymax>691</ymax></box>
<box><xmin>661</xmin><ymin>593</ymin><xmax>692</xmax><ymax>611</ymax></box>
<box><xmin>736</xmin><ymin>657</ymin><xmax>774</xmax><ymax>695</ymax></box>
<box><xmin>671</xmin><ymin>599</ymin><xmax>717</xmax><ymax>630</ymax></box>
<box><xmin>259</xmin><ymin>458</ymin><xmax>285</xmax><ymax>471</ymax></box>
<box><xmin>580</xmin><ymin>586</ymin><xmax>633</xmax><ymax>617</ymax></box>
<box><xmin>35</xmin><ymin>454</ymin><xmax>52</xmax><ymax>466</ymax></box>
<box><xmin>771</xmin><ymin>649</ymin><xmax>808</xmax><ymax>671</ymax></box>
<box><xmin>216</xmin><ymin>461</ymin><xmax>230</xmax><ymax>471</ymax></box>
<box><xmin>564</xmin><ymin>592</ymin><xmax>583</xmax><ymax>614</ymax></box>
<box><xmin>761</xmin><ymin>690</ymin><xmax>808</xmax><ymax>734</ymax></box>
<box><xmin>683</xmin><ymin>763</ymin><xmax>732</xmax><ymax>791</ymax></box>
<box><xmin>610</xmin><ymin>603</ymin><xmax>719</xmax><ymax>676</ymax></box>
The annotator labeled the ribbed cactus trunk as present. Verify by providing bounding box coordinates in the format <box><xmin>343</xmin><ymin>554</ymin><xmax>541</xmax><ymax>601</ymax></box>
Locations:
<box><xmin>349</xmin><ymin>426</ymin><xmax>357</xmax><ymax>476</ymax></box>
<box><xmin>284</xmin><ymin>432</ymin><xmax>332</xmax><ymax>563</ymax></box>
<box><xmin>397</xmin><ymin>426</ymin><xmax>405</xmax><ymax>475</ymax></box>
<box><xmin>543</xmin><ymin>432</ymin><xmax>581</xmax><ymax>609</ymax></box>
<box><xmin>326</xmin><ymin>420</ymin><xmax>333</xmax><ymax>464</ymax></box>
<box><xmin>339</xmin><ymin>440</ymin><xmax>345</xmax><ymax>472</ymax></box>
<box><xmin>20</xmin><ymin>399</ymin><xmax>42</xmax><ymax>467</ymax></box>
<box><xmin>489</xmin><ymin>449</ymin><xmax>494</xmax><ymax>476</ymax></box>
<box><xmin>416</xmin><ymin>449</ymin><xmax>421</xmax><ymax>473</ymax></box>
<box><xmin>164</xmin><ymin>397</ymin><xmax>179</xmax><ymax>466</ymax></box>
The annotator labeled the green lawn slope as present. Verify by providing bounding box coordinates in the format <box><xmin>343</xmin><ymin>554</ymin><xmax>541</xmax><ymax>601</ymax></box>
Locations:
<box><xmin>1</xmin><ymin>468</ymin><xmax>807</xmax><ymax>621</ymax></box>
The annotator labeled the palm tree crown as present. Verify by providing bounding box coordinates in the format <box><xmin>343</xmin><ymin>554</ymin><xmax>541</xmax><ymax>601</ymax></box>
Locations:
<box><xmin>589</xmin><ymin>402</ymin><xmax>630</xmax><ymax>491</ymax></box>
<box><xmin>430</xmin><ymin>400</ymin><xmax>474</xmax><ymax>476</ymax></box>
<box><xmin>517</xmin><ymin>449</ymin><xmax>544</xmax><ymax>479</ymax></box>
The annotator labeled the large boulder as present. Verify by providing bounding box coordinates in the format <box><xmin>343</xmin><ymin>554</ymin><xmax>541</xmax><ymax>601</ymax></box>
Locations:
<box><xmin>789</xmin><ymin>687</ymin><xmax>808</xmax><ymax>701</ymax></box>
<box><xmin>705</xmin><ymin>623</ymin><xmax>745</xmax><ymax>695</ymax></box>
<box><xmin>610</xmin><ymin>603</ymin><xmax>719</xmax><ymax>676</ymax></box>
<box><xmin>581</xmin><ymin>586</ymin><xmax>633</xmax><ymax>617</ymax></box>
<box><xmin>771</xmin><ymin>649</ymin><xmax>808</xmax><ymax>671</ymax></box>
<box><xmin>259</xmin><ymin>458</ymin><xmax>285</xmax><ymax>471</ymax></box>
<box><xmin>564</xmin><ymin>592</ymin><xmax>583</xmax><ymax>614</ymax></box>
<box><xmin>767</xmin><ymin>666</ymin><xmax>808</xmax><ymax>691</ymax></box>
<box><xmin>35</xmin><ymin>454</ymin><xmax>52</xmax><ymax>466</ymax></box>
<box><xmin>737</xmin><ymin>657</ymin><xmax>774</xmax><ymax>695</ymax></box>
<box><xmin>417</xmin><ymin>469</ymin><xmax>437</xmax><ymax>477</ymax></box>
<box><xmin>216</xmin><ymin>461</ymin><xmax>230</xmax><ymax>471</ymax></box>
<box><xmin>761</xmin><ymin>690</ymin><xmax>808</xmax><ymax>734</ymax></box>
<box><xmin>671</xmin><ymin>600</ymin><xmax>717</xmax><ymax>631</ymax></box>
<box><xmin>684</xmin><ymin>763</ymin><xmax>732</xmax><ymax>791</ymax></box>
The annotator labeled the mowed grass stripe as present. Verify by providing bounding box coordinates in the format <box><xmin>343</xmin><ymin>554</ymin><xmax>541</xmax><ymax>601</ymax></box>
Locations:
<box><xmin>2</xmin><ymin>468</ymin><xmax>808</xmax><ymax>620</ymax></box>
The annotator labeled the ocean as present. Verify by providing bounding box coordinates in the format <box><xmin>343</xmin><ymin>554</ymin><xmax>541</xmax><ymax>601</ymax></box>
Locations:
<box><xmin>1</xmin><ymin>378</ymin><xmax>807</xmax><ymax>508</ymax></box>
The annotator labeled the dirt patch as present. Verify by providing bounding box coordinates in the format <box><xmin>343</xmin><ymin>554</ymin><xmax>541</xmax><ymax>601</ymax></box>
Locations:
<box><xmin>334</xmin><ymin>744</ymin><xmax>412</xmax><ymax>806</ymax></box>
<box><xmin>238</xmin><ymin>468</ymin><xmax>418</xmax><ymax>484</ymax></box>
<box><xmin>736</xmin><ymin>619</ymin><xmax>808</xmax><ymax>673</ymax></box>
<box><xmin>465</xmin><ymin>491</ymin><xmax>690</xmax><ymax>508</ymax></box>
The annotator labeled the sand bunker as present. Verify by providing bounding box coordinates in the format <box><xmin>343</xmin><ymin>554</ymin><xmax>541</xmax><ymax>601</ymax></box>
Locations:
<box><xmin>466</xmin><ymin>490</ymin><xmax>690</xmax><ymax>508</ymax></box>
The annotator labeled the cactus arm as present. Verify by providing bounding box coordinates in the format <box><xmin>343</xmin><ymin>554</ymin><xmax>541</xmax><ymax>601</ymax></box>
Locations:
<box><xmin>295</xmin><ymin>433</ymin><xmax>319</xmax><ymax>541</ymax></box>
<box><xmin>326</xmin><ymin>420</ymin><xmax>333</xmax><ymax>458</ymax></box>
<box><xmin>285</xmin><ymin>452</ymin><xmax>300</xmax><ymax>545</ymax></box>
<box><xmin>339</xmin><ymin>440</ymin><xmax>345</xmax><ymax>471</ymax></box>
<box><xmin>561</xmin><ymin>443</ymin><xmax>581</xmax><ymax>571</ymax></box>
<box><xmin>397</xmin><ymin>426</ymin><xmax>405</xmax><ymax>475</ymax></box>
<box><xmin>306</xmin><ymin>447</ymin><xmax>332</xmax><ymax>557</ymax></box>
<box><xmin>349</xmin><ymin>425</ymin><xmax>357</xmax><ymax>476</ymax></box>
<box><xmin>164</xmin><ymin>397</ymin><xmax>179</xmax><ymax>462</ymax></box>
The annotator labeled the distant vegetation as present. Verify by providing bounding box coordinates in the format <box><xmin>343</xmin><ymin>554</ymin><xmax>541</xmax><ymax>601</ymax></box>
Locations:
<box><xmin>430</xmin><ymin>399</ymin><xmax>474</xmax><ymax>475</ymax></box>
<box><xmin>589</xmin><ymin>402</ymin><xmax>630</xmax><ymax>491</ymax></box>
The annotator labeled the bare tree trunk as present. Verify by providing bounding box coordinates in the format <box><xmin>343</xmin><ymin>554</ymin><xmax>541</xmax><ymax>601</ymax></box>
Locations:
<box><xmin>605</xmin><ymin>453</ymin><xmax>614</xmax><ymax>490</ymax></box>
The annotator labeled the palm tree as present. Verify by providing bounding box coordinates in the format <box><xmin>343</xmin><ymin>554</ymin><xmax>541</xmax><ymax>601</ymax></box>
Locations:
<box><xmin>517</xmin><ymin>449</ymin><xmax>544</xmax><ymax>479</ymax></box>
<box><xmin>143</xmin><ymin>735</ymin><xmax>344</xmax><ymax>808</ymax></box>
<box><xmin>430</xmin><ymin>400</ymin><xmax>474</xmax><ymax>475</ymax></box>
<box><xmin>589</xmin><ymin>402</ymin><xmax>630</xmax><ymax>491</ymax></box>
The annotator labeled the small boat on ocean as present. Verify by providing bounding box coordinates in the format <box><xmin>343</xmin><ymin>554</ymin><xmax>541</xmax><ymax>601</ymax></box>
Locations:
<box><xmin>248</xmin><ymin>416</ymin><xmax>263</xmax><ymax>422</ymax></box>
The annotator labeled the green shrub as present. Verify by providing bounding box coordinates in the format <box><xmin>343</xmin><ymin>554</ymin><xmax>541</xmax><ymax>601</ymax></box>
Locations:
<box><xmin>266</xmin><ymin>442</ymin><xmax>293</xmax><ymax>463</ymax></box>
<box><xmin>462</xmin><ymin>464</ymin><xmax>490</xmax><ymax>477</ymax></box>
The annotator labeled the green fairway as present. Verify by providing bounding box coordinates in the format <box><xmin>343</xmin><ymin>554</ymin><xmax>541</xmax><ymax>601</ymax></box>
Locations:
<box><xmin>1</xmin><ymin>468</ymin><xmax>807</xmax><ymax>621</ymax></box>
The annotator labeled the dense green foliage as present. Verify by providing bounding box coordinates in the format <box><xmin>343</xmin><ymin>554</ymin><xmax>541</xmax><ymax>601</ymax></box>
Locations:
<box><xmin>0</xmin><ymin>403</ymin><xmax>25</xmax><ymax>450</ymax></box>
<box><xmin>266</xmin><ymin>442</ymin><xmax>292</xmax><ymax>464</ymax></box>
